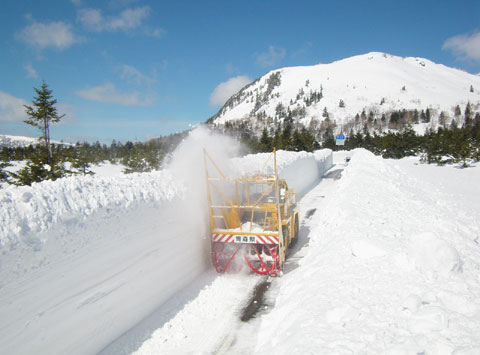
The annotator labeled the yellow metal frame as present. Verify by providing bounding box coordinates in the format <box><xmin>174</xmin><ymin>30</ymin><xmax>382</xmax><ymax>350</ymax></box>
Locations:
<box><xmin>204</xmin><ymin>149</ymin><xmax>299</xmax><ymax>248</ymax></box>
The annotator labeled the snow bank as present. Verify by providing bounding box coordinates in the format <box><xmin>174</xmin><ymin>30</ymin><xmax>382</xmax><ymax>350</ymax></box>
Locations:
<box><xmin>314</xmin><ymin>148</ymin><xmax>333</xmax><ymax>177</ymax></box>
<box><xmin>254</xmin><ymin>149</ymin><xmax>480</xmax><ymax>354</ymax></box>
<box><xmin>230</xmin><ymin>148</ymin><xmax>332</xmax><ymax>196</ymax></box>
<box><xmin>0</xmin><ymin>126</ymin><xmax>332</xmax><ymax>354</ymax></box>
<box><xmin>409</xmin><ymin>232</ymin><xmax>463</xmax><ymax>275</ymax></box>
<box><xmin>0</xmin><ymin>171</ymin><xmax>184</xmax><ymax>248</ymax></box>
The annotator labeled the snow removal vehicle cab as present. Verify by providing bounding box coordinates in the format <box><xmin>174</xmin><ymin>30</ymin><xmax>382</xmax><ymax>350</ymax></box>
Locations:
<box><xmin>204</xmin><ymin>149</ymin><xmax>299</xmax><ymax>276</ymax></box>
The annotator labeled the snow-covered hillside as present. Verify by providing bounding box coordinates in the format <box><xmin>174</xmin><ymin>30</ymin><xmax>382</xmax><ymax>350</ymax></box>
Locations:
<box><xmin>0</xmin><ymin>134</ymin><xmax>67</xmax><ymax>148</ymax></box>
<box><xmin>211</xmin><ymin>52</ymin><xmax>480</xmax><ymax>133</ymax></box>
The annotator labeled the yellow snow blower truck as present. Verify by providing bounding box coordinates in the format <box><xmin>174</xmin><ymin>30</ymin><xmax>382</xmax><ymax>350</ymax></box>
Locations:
<box><xmin>204</xmin><ymin>149</ymin><xmax>299</xmax><ymax>276</ymax></box>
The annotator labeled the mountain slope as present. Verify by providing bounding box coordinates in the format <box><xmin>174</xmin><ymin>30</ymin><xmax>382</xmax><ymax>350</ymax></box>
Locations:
<box><xmin>210</xmin><ymin>52</ymin><xmax>480</xmax><ymax>133</ymax></box>
<box><xmin>0</xmin><ymin>134</ymin><xmax>68</xmax><ymax>148</ymax></box>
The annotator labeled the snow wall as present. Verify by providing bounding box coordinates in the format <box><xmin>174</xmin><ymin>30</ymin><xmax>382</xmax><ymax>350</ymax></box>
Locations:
<box><xmin>0</xmin><ymin>129</ymin><xmax>332</xmax><ymax>354</ymax></box>
<box><xmin>230</xmin><ymin>148</ymin><xmax>332</xmax><ymax>197</ymax></box>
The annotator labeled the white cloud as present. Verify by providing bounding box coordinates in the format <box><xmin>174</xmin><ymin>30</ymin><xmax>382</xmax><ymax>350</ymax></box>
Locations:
<box><xmin>293</xmin><ymin>41</ymin><xmax>313</xmax><ymax>58</ymax></box>
<box><xmin>77</xmin><ymin>6</ymin><xmax>150</xmax><ymax>32</ymax></box>
<box><xmin>146</xmin><ymin>27</ymin><xmax>166</xmax><ymax>38</ymax></box>
<box><xmin>77</xmin><ymin>8</ymin><xmax>103</xmax><ymax>31</ymax></box>
<box><xmin>209</xmin><ymin>76</ymin><xmax>251</xmax><ymax>107</ymax></box>
<box><xmin>256</xmin><ymin>45</ymin><xmax>286</xmax><ymax>67</ymax></box>
<box><xmin>0</xmin><ymin>91</ymin><xmax>28</xmax><ymax>122</ymax></box>
<box><xmin>57</xmin><ymin>103</ymin><xmax>76</xmax><ymax>124</ymax></box>
<box><xmin>118</xmin><ymin>64</ymin><xmax>155</xmax><ymax>85</ymax></box>
<box><xmin>24</xmin><ymin>63</ymin><xmax>39</xmax><ymax>79</ymax></box>
<box><xmin>76</xmin><ymin>83</ymin><xmax>153</xmax><ymax>106</ymax></box>
<box><xmin>17</xmin><ymin>21</ymin><xmax>80</xmax><ymax>50</ymax></box>
<box><xmin>443</xmin><ymin>31</ymin><xmax>480</xmax><ymax>62</ymax></box>
<box><xmin>107</xmin><ymin>6</ymin><xmax>150</xmax><ymax>31</ymax></box>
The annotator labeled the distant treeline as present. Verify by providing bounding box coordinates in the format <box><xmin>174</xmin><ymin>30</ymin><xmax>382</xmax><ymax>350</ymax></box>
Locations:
<box><xmin>0</xmin><ymin>132</ymin><xmax>187</xmax><ymax>186</ymax></box>
<box><xmin>237</xmin><ymin>117</ymin><xmax>480</xmax><ymax>167</ymax></box>
<box><xmin>2</xmin><ymin>116</ymin><xmax>479</xmax><ymax>187</ymax></box>
<box><xmin>321</xmin><ymin>123</ymin><xmax>480</xmax><ymax>166</ymax></box>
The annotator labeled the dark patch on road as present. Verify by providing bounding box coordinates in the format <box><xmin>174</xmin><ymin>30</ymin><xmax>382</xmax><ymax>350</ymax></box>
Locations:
<box><xmin>323</xmin><ymin>168</ymin><xmax>343</xmax><ymax>180</ymax></box>
<box><xmin>240</xmin><ymin>279</ymin><xmax>271</xmax><ymax>322</ymax></box>
<box><xmin>305</xmin><ymin>208</ymin><xmax>317</xmax><ymax>219</ymax></box>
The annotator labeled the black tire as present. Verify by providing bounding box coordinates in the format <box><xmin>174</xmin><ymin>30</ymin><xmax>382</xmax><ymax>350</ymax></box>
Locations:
<box><xmin>282</xmin><ymin>226</ymin><xmax>289</xmax><ymax>246</ymax></box>
<box><xmin>289</xmin><ymin>214</ymin><xmax>299</xmax><ymax>248</ymax></box>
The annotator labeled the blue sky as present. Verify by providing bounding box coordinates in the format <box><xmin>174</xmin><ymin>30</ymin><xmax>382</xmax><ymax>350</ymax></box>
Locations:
<box><xmin>1</xmin><ymin>0</ymin><xmax>479</xmax><ymax>144</ymax></box>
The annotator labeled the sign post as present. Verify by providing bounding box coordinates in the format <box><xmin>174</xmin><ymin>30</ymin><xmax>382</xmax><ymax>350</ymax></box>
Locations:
<box><xmin>335</xmin><ymin>135</ymin><xmax>346</xmax><ymax>146</ymax></box>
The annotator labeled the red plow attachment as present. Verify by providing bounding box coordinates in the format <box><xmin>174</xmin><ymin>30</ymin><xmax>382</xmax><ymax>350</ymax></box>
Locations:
<box><xmin>211</xmin><ymin>237</ymin><xmax>281</xmax><ymax>276</ymax></box>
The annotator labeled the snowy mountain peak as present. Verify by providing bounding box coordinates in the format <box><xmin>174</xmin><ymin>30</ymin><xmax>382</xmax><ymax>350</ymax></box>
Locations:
<box><xmin>209</xmin><ymin>52</ymin><xmax>480</xmax><ymax>134</ymax></box>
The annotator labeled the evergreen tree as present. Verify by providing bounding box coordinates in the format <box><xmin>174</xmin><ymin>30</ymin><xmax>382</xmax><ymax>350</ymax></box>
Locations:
<box><xmin>322</xmin><ymin>107</ymin><xmax>329</xmax><ymax>119</ymax></box>
<box><xmin>450</xmin><ymin>119</ymin><xmax>458</xmax><ymax>130</ymax></box>
<box><xmin>420</xmin><ymin>110</ymin><xmax>427</xmax><ymax>123</ymax></box>
<box><xmin>259</xmin><ymin>128</ymin><xmax>272</xmax><ymax>152</ymax></box>
<box><xmin>368</xmin><ymin>111</ymin><xmax>374</xmax><ymax>123</ymax></box>
<box><xmin>425</xmin><ymin>108</ymin><xmax>431</xmax><ymax>123</ymax></box>
<box><xmin>454</xmin><ymin>105</ymin><xmax>461</xmax><ymax>117</ymax></box>
<box><xmin>24</xmin><ymin>81</ymin><xmax>65</xmax><ymax>165</ymax></box>
<box><xmin>464</xmin><ymin>102</ymin><xmax>472</xmax><ymax>127</ymax></box>
<box><xmin>71</xmin><ymin>143</ymin><xmax>95</xmax><ymax>176</ymax></box>
<box><xmin>292</xmin><ymin>129</ymin><xmax>304</xmax><ymax>151</ymax></box>
<box><xmin>451</xmin><ymin>129</ymin><xmax>473</xmax><ymax>167</ymax></box>
<box><xmin>10</xmin><ymin>81</ymin><xmax>68</xmax><ymax>185</ymax></box>
<box><xmin>413</xmin><ymin>109</ymin><xmax>419</xmax><ymax>124</ymax></box>
<box><xmin>321</xmin><ymin>127</ymin><xmax>336</xmax><ymax>149</ymax></box>
<box><xmin>272</xmin><ymin>127</ymin><xmax>281</xmax><ymax>150</ymax></box>
<box><xmin>381</xmin><ymin>114</ymin><xmax>386</xmax><ymax>126</ymax></box>
<box><xmin>0</xmin><ymin>161</ymin><xmax>11</xmax><ymax>184</ymax></box>
<box><xmin>363</xmin><ymin>131</ymin><xmax>374</xmax><ymax>151</ymax></box>
<box><xmin>300</xmin><ymin>127</ymin><xmax>319</xmax><ymax>151</ymax></box>
<box><xmin>423</xmin><ymin>128</ymin><xmax>445</xmax><ymax>164</ymax></box>
<box><xmin>281</xmin><ymin>122</ymin><xmax>293</xmax><ymax>150</ymax></box>
<box><xmin>9</xmin><ymin>147</ymin><xmax>67</xmax><ymax>186</ymax></box>
<box><xmin>475</xmin><ymin>113</ymin><xmax>480</xmax><ymax>129</ymax></box>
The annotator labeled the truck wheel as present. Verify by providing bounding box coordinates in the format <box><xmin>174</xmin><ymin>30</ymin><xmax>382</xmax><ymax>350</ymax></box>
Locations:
<box><xmin>294</xmin><ymin>214</ymin><xmax>299</xmax><ymax>238</ymax></box>
<box><xmin>282</xmin><ymin>226</ymin><xmax>289</xmax><ymax>246</ymax></box>
<box><xmin>289</xmin><ymin>214</ymin><xmax>299</xmax><ymax>248</ymax></box>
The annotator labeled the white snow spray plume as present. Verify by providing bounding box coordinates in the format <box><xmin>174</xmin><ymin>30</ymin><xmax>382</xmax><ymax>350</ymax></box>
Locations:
<box><xmin>166</xmin><ymin>125</ymin><xmax>243</xmax><ymax>267</ymax></box>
